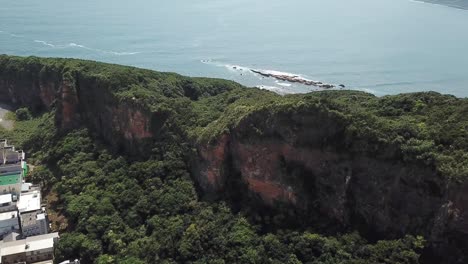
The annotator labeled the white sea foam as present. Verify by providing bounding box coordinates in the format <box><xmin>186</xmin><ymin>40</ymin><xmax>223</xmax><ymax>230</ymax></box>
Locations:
<box><xmin>360</xmin><ymin>88</ymin><xmax>377</xmax><ymax>94</ymax></box>
<box><xmin>224</xmin><ymin>64</ymin><xmax>251</xmax><ymax>72</ymax></box>
<box><xmin>68</xmin><ymin>43</ymin><xmax>90</xmax><ymax>49</ymax></box>
<box><xmin>34</xmin><ymin>40</ymin><xmax>56</xmax><ymax>48</ymax></box>
<box><xmin>255</xmin><ymin>85</ymin><xmax>291</xmax><ymax>95</ymax></box>
<box><xmin>106</xmin><ymin>51</ymin><xmax>141</xmax><ymax>56</ymax></box>
<box><xmin>276</xmin><ymin>82</ymin><xmax>292</xmax><ymax>87</ymax></box>
<box><xmin>66</xmin><ymin>43</ymin><xmax>140</xmax><ymax>55</ymax></box>
<box><xmin>203</xmin><ymin>61</ymin><xmax>305</xmax><ymax>79</ymax></box>
<box><xmin>256</xmin><ymin>69</ymin><xmax>301</xmax><ymax>78</ymax></box>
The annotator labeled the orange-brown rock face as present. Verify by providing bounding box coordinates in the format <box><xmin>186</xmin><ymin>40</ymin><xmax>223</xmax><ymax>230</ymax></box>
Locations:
<box><xmin>232</xmin><ymin>142</ymin><xmax>300</xmax><ymax>205</ymax></box>
<box><xmin>0</xmin><ymin>72</ymin><xmax>157</xmax><ymax>155</ymax></box>
<box><xmin>58</xmin><ymin>79</ymin><xmax>80</xmax><ymax>129</ymax></box>
<box><xmin>117</xmin><ymin>106</ymin><xmax>153</xmax><ymax>140</ymax></box>
<box><xmin>194</xmin><ymin>111</ymin><xmax>452</xmax><ymax>253</ymax></box>
<box><xmin>197</xmin><ymin>134</ymin><xmax>230</xmax><ymax>192</ymax></box>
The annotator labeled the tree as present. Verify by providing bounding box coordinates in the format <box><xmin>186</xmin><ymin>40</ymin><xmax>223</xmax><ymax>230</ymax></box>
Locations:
<box><xmin>55</xmin><ymin>233</ymin><xmax>103</xmax><ymax>263</ymax></box>
<box><xmin>15</xmin><ymin>107</ymin><xmax>32</xmax><ymax>120</ymax></box>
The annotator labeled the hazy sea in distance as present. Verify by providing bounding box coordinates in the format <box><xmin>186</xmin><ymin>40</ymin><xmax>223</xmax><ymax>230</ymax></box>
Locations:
<box><xmin>1</xmin><ymin>0</ymin><xmax>468</xmax><ymax>97</ymax></box>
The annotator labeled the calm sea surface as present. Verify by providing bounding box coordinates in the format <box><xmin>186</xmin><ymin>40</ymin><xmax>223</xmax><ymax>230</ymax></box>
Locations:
<box><xmin>1</xmin><ymin>0</ymin><xmax>467</xmax><ymax>97</ymax></box>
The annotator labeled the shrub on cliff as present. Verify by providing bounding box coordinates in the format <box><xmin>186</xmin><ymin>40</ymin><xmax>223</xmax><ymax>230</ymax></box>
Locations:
<box><xmin>15</xmin><ymin>107</ymin><xmax>32</xmax><ymax>120</ymax></box>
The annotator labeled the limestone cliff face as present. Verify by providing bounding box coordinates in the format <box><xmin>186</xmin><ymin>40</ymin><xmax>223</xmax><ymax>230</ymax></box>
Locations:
<box><xmin>194</xmin><ymin>108</ymin><xmax>465</xmax><ymax>262</ymax></box>
<box><xmin>0</xmin><ymin>73</ymin><xmax>157</xmax><ymax>155</ymax></box>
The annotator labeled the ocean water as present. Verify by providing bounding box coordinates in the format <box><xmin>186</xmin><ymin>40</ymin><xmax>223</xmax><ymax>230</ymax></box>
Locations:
<box><xmin>0</xmin><ymin>0</ymin><xmax>467</xmax><ymax>97</ymax></box>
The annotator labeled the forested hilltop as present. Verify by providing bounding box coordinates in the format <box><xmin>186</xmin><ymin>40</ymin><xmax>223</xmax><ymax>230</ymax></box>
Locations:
<box><xmin>0</xmin><ymin>55</ymin><xmax>467</xmax><ymax>264</ymax></box>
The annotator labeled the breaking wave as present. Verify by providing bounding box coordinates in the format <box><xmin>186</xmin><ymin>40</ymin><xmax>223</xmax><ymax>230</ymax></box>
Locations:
<box><xmin>34</xmin><ymin>40</ymin><xmax>56</xmax><ymax>48</ymax></box>
<box><xmin>256</xmin><ymin>85</ymin><xmax>290</xmax><ymax>95</ymax></box>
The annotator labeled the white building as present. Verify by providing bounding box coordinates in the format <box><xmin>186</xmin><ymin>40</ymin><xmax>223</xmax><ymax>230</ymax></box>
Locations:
<box><xmin>0</xmin><ymin>194</ymin><xmax>16</xmax><ymax>213</ymax></box>
<box><xmin>18</xmin><ymin>191</ymin><xmax>48</xmax><ymax>237</ymax></box>
<box><xmin>17</xmin><ymin>191</ymin><xmax>41</xmax><ymax>214</ymax></box>
<box><xmin>0</xmin><ymin>142</ymin><xmax>56</xmax><ymax>264</ymax></box>
<box><xmin>0</xmin><ymin>232</ymin><xmax>59</xmax><ymax>264</ymax></box>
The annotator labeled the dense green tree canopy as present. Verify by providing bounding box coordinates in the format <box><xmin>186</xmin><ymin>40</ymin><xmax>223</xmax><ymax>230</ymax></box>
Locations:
<box><xmin>0</xmin><ymin>56</ymin><xmax>466</xmax><ymax>263</ymax></box>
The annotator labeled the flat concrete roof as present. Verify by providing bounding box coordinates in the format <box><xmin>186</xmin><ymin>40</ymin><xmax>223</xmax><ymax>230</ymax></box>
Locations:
<box><xmin>0</xmin><ymin>193</ymin><xmax>12</xmax><ymax>204</ymax></box>
<box><xmin>0</xmin><ymin>210</ymin><xmax>17</xmax><ymax>221</ymax></box>
<box><xmin>0</xmin><ymin>232</ymin><xmax>59</xmax><ymax>258</ymax></box>
<box><xmin>37</xmin><ymin>213</ymin><xmax>46</xmax><ymax>220</ymax></box>
<box><xmin>21</xmin><ymin>183</ymin><xmax>32</xmax><ymax>192</ymax></box>
<box><xmin>3</xmin><ymin>231</ymin><xmax>20</xmax><ymax>242</ymax></box>
<box><xmin>21</xmin><ymin>210</ymin><xmax>39</xmax><ymax>227</ymax></box>
<box><xmin>0</xmin><ymin>240</ymin><xmax>25</xmax><ymax>258</ymax></box>
<box><xmin>18</xmin><ymin>191</ymin><xmax>41</xmax><ymax>213</ymax></box>
<box><xmin>26</xmin><ymin>233</ymin><xmax>58</xmax><ymax>252</ymax></box>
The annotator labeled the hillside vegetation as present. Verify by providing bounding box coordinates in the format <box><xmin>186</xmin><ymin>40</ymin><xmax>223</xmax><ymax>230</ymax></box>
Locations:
<box><xmin>0</xmin><ymin>55</ymin><xmax>467</xmax><ymax>263</ymax></box>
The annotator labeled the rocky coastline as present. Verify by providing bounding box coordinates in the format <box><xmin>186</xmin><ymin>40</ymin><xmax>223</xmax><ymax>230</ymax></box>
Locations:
<box><xmin>250</xmin><ymin>69</ymin><xmax>342</xmax><ymax>89</ymax></box>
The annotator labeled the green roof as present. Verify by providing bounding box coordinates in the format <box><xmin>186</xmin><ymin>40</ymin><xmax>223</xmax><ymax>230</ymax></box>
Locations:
<box><xmin>0</xmin><ymin>173</ymin><xmax>21</xmax><ymax>186</ymax></box>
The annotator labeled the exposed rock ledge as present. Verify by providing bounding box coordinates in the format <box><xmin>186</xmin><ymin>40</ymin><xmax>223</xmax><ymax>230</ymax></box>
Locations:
<box><xmin>251</xmin><ymin>69</ymin><xmax>341</xmax><ymax>89</ymax></box>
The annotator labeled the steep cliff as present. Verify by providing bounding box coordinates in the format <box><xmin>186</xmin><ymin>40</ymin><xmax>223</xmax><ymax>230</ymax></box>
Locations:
<box><xmin>193</xmin><ymin>91</ymin><xmax>468</xmax><ymax>263</ymax></box>
<box><xmin>0</xmin><ymin>55</ymin><xmax>240</xmax><ymax>156</ymax></box>
<box><xmin>1</xmin><ymin>55</ymin><xmax>467</xmax><ymax>263</ymax></box>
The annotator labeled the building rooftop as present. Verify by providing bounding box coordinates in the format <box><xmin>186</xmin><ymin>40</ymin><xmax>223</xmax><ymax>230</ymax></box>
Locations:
<box><xmin>37</xmin><ymin>213</ymin><xmax>46</xmax><ymax>220</ymax></box>
<box><xmin>0</xmin><ymin>194</ymin><xmax>12</xmax><ymax>204</ymax></box>
<box><xmin>0</xmin><ymin>240</ymin><xmax>25</xmax><ymax>259</ymax></box>
<box><xmin>21</xmin><ymin>183</ymin><xmax>33</xmax><ymax>192</ymax></box>
<box><xmin>3</xmin><ymin>231</ymin><xmax>20</xmax><ymax>242</ymax></box>
<box><xmin>0</xmin><ymin>210</ymin><xmax>17</xmax><ymax>221</ymax></box>
<box><xmin>0</xmin><ymin>164</ymin><xmax>22</xmax><ymax>175</ymax></box>
<box><xmin>0</xmin><ymin>149</ymin><xmax>21</xmax><ymax>164</ymax></box>
<box><xmin>0</xmin><ymin>232</ymin><xmax>59</xmax><ymax>259</ymax></box>
<box><xmin>0</xmin><ymin>173</ymin><xmax>21</xmax><ymax>186</ymax></box>
<box><xmin>18</xmin><ymin>191</ymin><xmax>41</xmax><ymax>213</ymax></box>
<box><xmin>20</xmin><ymin>210</ymin><xmax>39</xmax><ymax>228</ymax></box>
<box><xmin>26</xmin><ymin>232</ymin><xmax>59</xmax><ymax>251</ymax></box>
